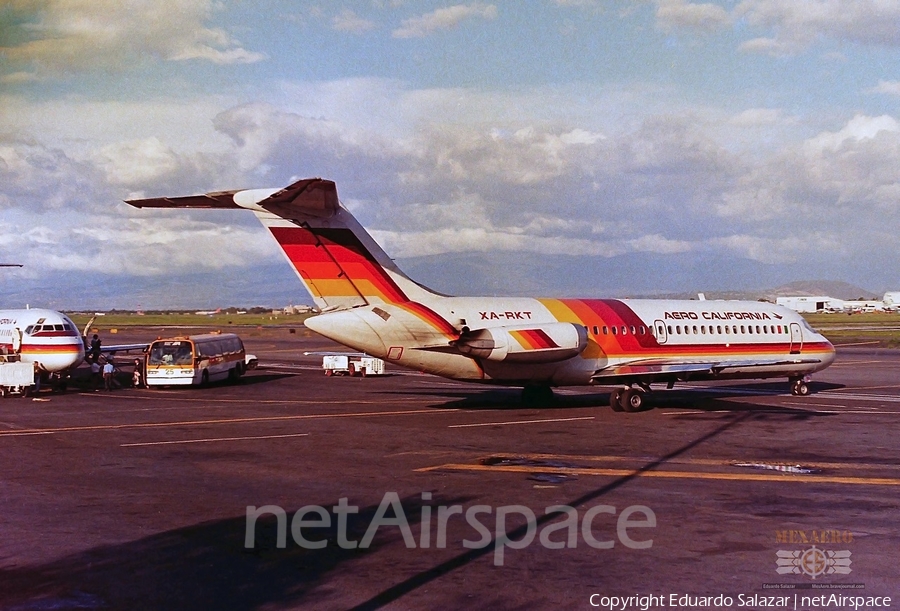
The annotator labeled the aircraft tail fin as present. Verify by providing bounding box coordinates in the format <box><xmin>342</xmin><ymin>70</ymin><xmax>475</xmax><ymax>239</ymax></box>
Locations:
<box><xmin>127</xmin><ymin>178</ymin><xmax>442</xmax><ymax>311</ymax></box>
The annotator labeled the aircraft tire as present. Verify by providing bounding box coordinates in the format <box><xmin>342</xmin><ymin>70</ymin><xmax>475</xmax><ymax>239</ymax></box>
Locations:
<box><xmin>621</xmin><ymin>388</ymin><xmax>644</xmax><ymax>412</ymax></box>
<box><xmin>791</xmin><ymin>380</ymin><xmax>810</xmax><ymax>396</ymax></box>
<box><xmin>609</xmin><ymin>389</ymin><xmax>624</xmax><ymax>412</ymax></box>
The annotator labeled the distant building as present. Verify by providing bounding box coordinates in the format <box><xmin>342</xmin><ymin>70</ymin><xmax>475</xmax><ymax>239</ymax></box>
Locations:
<box><xmin>775</xmin><ymin>296</ymin><xmax>844</xmax><ymax>313</ymax></box>
<box><xmin>883</xmin><ymin>292</ymin><xmax>900</xmax><ymax>311</ymax></box>
<box><xmin>283</xmin><ymin>304</ymin><xmax>315</xmax><ymax>315</ymax></box>
<box><xmin>842</xmin><ymin>300</ymin><xmax>884</xmax><ymax>313</ymax></box>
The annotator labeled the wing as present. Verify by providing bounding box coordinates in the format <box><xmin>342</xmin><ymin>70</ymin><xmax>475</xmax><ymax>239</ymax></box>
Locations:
<box><xmin>591</xmin><ymin>356</ymin><xmax>825</xmax><ymax>384</ymax></box>
<box><xmin>100</xmin><ymin>343</ymin><xmax>150</xmax><ymax>354</ymax></box>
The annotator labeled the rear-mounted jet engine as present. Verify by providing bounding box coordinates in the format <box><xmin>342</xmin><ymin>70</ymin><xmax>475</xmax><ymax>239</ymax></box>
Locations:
<box><xmin>454</xmin><ymin>322</ymin><xmax>588</xmax><ymax>363</ymax></box>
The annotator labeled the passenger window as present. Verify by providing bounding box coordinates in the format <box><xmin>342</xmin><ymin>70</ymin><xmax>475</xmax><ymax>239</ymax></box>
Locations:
<box><xmin>592</xmin><ymin>326</ymin><xmax>599</xmax><ymax>335</ymax></box>
<box><xmin>611</xmin><ymin>326</ymin><xmax>617</xmax><ymax>335</ymax></box>
<box><xmin>621</xmin><ymin>326</ymin><xmax>627</xmax><ymax>335</ymax></box>
<box><xmin>667</xmin><ymin>325</ymin><xmax>673</xmax><ymax>335</ymax></box>
<box><xmin>692</xmin><ymin>325</ymin><xmax>698</xmax><ymax>334</ymax></box>
<box><xmin>630</xmin><ymin>325</ymin><xmax>636</xmax><ymax>335</ymax></box>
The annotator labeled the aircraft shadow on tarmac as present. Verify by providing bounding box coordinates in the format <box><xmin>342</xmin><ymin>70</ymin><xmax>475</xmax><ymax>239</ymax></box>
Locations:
<box><xmin>0</xmin><ymin>401</ymin><xmax>769</xmax><ymax>610</ymax></box>
<box><xmin>0</xmin><ymin>493</ymin><xmax>474</xmax><ymax>611</ymax></box>
<box><xmin>65</xmin><ymin>371</ymin><xmax>295</xmax><ymax>392</ymax></box>
<box><xmin>396</xmin><ymin>381</ymin><xmax>843</xmax><ymax>419</ymax></box>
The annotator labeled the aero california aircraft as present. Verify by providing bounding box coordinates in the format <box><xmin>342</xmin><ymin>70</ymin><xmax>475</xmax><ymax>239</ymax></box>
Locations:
<box><xmin>128</xmin><ymin>178</ymin><xmax>835</xmax><ymax>411</ymax></box>
<box><xmin>0</xmin><ymin>308</ymin><xmax>85</xmax><ymax>374</ymax></box>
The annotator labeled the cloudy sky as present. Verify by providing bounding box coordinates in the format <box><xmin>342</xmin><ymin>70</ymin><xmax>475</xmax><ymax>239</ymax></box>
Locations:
<box><xmin>3</xmin><ymin>1</ymin><xmax>900</xmax><ymax>309</ymax></box>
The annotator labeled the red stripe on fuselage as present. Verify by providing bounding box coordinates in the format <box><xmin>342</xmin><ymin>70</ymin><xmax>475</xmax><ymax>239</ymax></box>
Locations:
<box><xmin>397</xmin><ymin>301</ymin><xmax>459</xmax><ymax>338</ymax></box>
<box><xmin>514</xmin><ymin>329</ymin><xmax>559</xmax><ymax>350</ymax></box>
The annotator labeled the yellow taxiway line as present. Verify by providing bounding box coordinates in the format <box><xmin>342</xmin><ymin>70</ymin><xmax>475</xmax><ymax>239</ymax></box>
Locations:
<box><xmin>0</xmin><ymin>408</ymin><xmax>456</xmax><ymax>437</ymax></box>
<box><xmin>416</xmin><ymin>463</ymin><xmax>900</xmax><ymax>486</ymax></box>
<box><xmin>121</xmin><ymin>432</ymin><xmax>310</xmax><ymax>447</ymax></box>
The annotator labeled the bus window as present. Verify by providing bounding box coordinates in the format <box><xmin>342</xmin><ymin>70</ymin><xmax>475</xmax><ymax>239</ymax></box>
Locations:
<box><xmin>149</xmin><ymin>341</ymin><xmax>194</xmax><ymax>366</ymax></box>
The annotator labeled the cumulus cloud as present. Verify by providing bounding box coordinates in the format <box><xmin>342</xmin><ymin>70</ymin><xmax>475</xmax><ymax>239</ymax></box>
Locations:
<box><xmin>5</xmin><ymin>77</ymin><xmax>900</xmax><ymax>295</ymax></box>
<box><xmin>0</xmin><ymin>139</ymin><xmax>104</xmax><ymax>213</ymax></box>
<box><xmin>736</xmin><ymin>0</ymin><xmax>900</xmax><ymax>53</ymax></box>
<box><xmin>392</xmin><ymin>3</ymin><xmax>498</xmax><ymax>38</ymax></box>
<box><xmin>729</xmin><ymin>108</ymin><xmax>783</xmax><ymax>127</ymax></box>
<box><xmin>332</xmin><ymin>10</ymin><xmax>377</xmax><ymax>33</ymax></box>
<box><xmin>656</xmin><ymin>0</ymin><xmax>731</xmax><ymax>33</ymax></box>
<box><xmin>0</xmin><ymin>0</ymin><xmax>265</xmax><ymax>76</ymax></box>
<box><xmin>0</xmin><ymin>216</ymin><xmax>276</xmax><ymax>277</ymax></box>
<box><xmin>867</xmin><ymin>80</ymin><xmax>900</xmax><ymax>96</ymax></box>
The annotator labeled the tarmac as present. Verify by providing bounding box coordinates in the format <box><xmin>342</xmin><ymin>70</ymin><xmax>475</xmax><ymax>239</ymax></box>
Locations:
<box><xmin>0</xmin><ymin>326</ymin><xmax>898</xmax><ymax>610</ymax></box>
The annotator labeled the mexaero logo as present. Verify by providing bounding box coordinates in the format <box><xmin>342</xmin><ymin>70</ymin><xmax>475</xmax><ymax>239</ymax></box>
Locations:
<box><xmin>776</xmin><ymin>546</ymin><xmax>851</xmax><ymax>579</ymax></box>
<box><xmin>509</xmin><ymin>329</ymin><xmax>559</xmax><ymax>351</ymax></box>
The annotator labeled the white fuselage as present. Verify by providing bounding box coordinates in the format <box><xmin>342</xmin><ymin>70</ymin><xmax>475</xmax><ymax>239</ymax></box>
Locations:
<box><xmin>0</xmin><ymin>309</ymin><xmax>85</xmax><ymax>373</ymax></box>
<box><xmin>305</xmin><ymin>297</ymin><xmax>836</xmax><ymax>387</ymax></box>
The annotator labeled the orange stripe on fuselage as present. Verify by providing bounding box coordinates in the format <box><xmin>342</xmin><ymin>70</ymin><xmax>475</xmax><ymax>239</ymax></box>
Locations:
<box><xmin>509</xmin><ymin>329</ymin><xmax>559</xmax><ymax>350</ymax></box>
<box><xmin>395</xmin><ymin>301</ymin><xmax>459</xmax><ymax>339</ymax></box>
<box><xmin>539</xmin><ymin>299</ymin><xmax>828</xmax><ymax>361</ymax></box>
<box><xmin>20</xmin><ymin>344</ymin><xmax>83</xmax><ymax>354</ymax></box>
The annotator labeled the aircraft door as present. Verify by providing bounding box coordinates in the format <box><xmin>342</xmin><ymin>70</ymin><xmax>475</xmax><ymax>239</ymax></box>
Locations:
<box><xmin>789</xmin><ymin>322</ymin><xmax>802</xmax><ymax>354</ymax></box>
<box><xmin>12</xmin><ymin>328</ymin><xmax>21</xmax><ymax>353</ymax></box>
<box><xmin>654</xmin><ymin>320</ymin><xmax>668</xmax><ymax>344</ymax></box>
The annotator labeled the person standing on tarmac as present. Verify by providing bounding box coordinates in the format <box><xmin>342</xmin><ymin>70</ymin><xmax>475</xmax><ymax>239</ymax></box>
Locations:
<box><xmin>102</xmin><ymin>359</ymin><xmax>120</xmax><ymax>390</ymax></box>
<box><xmin>132</xmin><ymin>359</ymin><xmax>143</xmax><ymax>388</ymax></box>
<box><xmin>89</xmin><ymin>334</ymin><xmax>102</xmax><ymax>363</ymax></box>
<box><xmin>91</xmin><ymin>359</ymin><xmax>102</xmax><ymax>391</ymax></box>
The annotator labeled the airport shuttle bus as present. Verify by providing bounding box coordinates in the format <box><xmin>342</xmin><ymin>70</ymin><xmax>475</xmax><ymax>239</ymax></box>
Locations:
<box><xmin>146</xmin><ymin>332</ymin><xmax>246</xmax><ymax>386</ymax></box>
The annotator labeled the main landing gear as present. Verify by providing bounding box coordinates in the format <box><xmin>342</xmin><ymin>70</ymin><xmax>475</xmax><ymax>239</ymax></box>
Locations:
<box><xmin>790</xmin><ymin>376</ymin><xmax>811</xmax><ymax>396</ymax></box>
<box><xmin>609</xmin><ymin>386</ymin><xmax>648</xmax><ymax>413</ymax></box>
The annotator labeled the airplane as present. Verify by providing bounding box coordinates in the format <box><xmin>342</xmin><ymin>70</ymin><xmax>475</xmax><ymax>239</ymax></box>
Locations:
<box><xmin>0</xmin><ymin>308</ymin><xmax>86</xmax><ymax>375</ymax></box>
<box><xmin>127</xmin><ymin>178</ymin><xmax>836</xmax><ymax>411</ymax></box>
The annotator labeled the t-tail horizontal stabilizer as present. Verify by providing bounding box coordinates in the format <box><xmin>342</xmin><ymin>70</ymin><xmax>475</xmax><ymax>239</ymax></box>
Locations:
<box><xmin>126</xmin><ymin>178</ymin><xmax>440</xmax><ymax>312</ymax></box>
